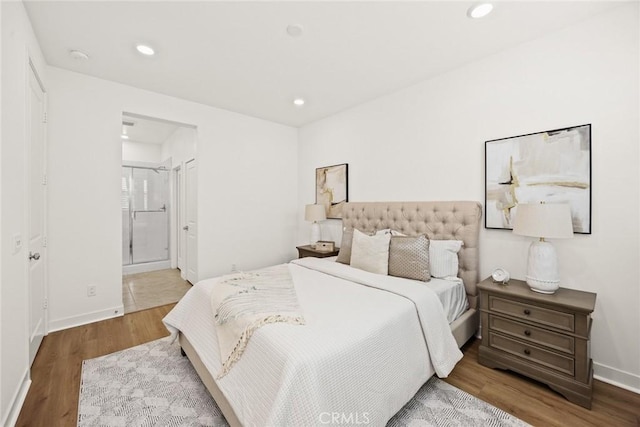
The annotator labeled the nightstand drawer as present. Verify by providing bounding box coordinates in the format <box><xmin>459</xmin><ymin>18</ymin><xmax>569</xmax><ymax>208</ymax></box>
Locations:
<box><xmin>489</xmin><ymin>332</ymin><xmax>575</xmax><ymax>376</ymax></box>
<box><xmin>489</xmin><ymin>296</ymin><xmax>574</xmax><ymax>332</ymax></box>
<box><xmin>489</xmin><ymin>315</ymin><xmax>575</xmax><ymax>355</ymax></box>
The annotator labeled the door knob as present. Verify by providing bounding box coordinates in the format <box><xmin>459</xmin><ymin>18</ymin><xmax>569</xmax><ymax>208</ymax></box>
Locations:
<box><xmin>29</xmin><ymin>252</ymin><xmax>41</xmax><ymax>261</ymax></box>
<box><xmin>183</xmin><ymin>225</ymin><xmax>189</xmax><ymax>231</ymax></box>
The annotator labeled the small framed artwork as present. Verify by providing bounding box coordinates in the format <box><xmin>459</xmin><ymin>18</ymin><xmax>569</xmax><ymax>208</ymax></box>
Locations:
<box><xmin>485</xmin><ymin>124</ymin><xmax>591</xmax><ymax>234</ymax></box>
<box><xmin>316</xmin><ymin>163</ymin><xmax>349</xmax><ymax>219</ymax></box>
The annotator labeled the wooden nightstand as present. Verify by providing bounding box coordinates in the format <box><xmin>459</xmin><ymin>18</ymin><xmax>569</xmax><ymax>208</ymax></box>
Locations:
<box><xmin>296</xmin><ymin>245</ymin><xmax>340</xmax><ymax>259</ymax></box>
<box><xmin>478</xmin><ymin>277</ymin><xmax>596</xmax><ymax>409</ymax></box>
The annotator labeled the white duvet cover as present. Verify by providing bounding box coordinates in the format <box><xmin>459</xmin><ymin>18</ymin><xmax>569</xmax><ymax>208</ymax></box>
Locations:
<box><xmin>163</xmin><ymin>257</ymin><xmax>463</xmax><ymax>427</ymax></box>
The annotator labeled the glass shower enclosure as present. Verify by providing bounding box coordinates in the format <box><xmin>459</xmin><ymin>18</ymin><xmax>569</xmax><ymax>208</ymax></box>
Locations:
<box><xmin>122</xmin><ymin>165</ymin><xmax>170</xmax><ymax>273</ymax></box>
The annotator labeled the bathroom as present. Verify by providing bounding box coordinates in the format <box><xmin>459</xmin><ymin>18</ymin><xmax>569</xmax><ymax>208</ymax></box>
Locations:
<box><xmin>120</xmin><ymin>112</ymin><xmax>198</xmax><ymax>313</ymax></box>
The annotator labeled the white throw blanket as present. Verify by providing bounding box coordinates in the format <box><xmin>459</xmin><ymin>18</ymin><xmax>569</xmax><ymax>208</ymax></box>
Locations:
<box><xmin>210</xmin><ymin>264</ymin><xmax>305</xmax><ymax>378</ymax></box>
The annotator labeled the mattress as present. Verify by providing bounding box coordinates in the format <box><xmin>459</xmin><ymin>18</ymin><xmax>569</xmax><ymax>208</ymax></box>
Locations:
<box><xmin>163</xmin><ymin>258</ymin><xmax>462</xmax><ymax>427</ymax></box>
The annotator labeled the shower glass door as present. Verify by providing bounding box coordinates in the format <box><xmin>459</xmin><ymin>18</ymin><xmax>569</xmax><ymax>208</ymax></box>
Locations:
<box><xmin>122</xmin><ymin>166</ymin><xmax>170</xmax><ymax>265</ymax></box>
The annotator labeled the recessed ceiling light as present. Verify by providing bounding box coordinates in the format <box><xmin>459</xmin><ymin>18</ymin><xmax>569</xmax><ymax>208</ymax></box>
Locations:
<box><xmin>467</xmin><ymin>3</ymin><xmax>494</xmax><ymax>19</ymax></box>
<box><xmin>121</xmin><ymin>134</ymin><xmax>129</xmax><ymax>139</ymax></box>
<box><xmin>69</xmin><ymin>49</ymin><xmax>89</xmax><ymax>60</ymax></box>
<box><xmin>136</xmin><ymin>44</ymin><xmax>155</xmax><ymax>56</ymax></box>
<box><xmin>293</xmin><ymin>98</ymin><xmax>305</xmax><ymax>106</ymax></box>
<box><xmin>286</xmin><ymin>24</ymin><xmax>304</xmax><ymax>37</ymax></box>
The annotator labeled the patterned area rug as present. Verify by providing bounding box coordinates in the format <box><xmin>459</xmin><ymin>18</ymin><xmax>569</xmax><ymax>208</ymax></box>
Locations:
<box><xmin>78</xmin><ymin>338</ymin><xmax>529</xmax><ymax>426</ymax></box>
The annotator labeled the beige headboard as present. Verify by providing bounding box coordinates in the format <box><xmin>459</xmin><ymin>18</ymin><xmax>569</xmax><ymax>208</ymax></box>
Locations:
<box><xmin>341</xmin><ymin>201</ymin><xmax>483</xmax><ymax>309</ymax></box>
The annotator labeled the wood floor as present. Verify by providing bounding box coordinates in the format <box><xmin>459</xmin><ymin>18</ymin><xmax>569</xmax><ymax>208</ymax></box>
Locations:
<box><xmin>447</xmin><ymin>341</ymin><xmax>640</xmax><ymax>426</ymax></box>
<box><xmin>17</xmin><ymin>304</ymin><xmax>640</xmax><ymax>427</ymax></box>
<box><xmin>16</xmin><ymin>305</ymin><xmax>174</xmax><ymax>427</ymax></box>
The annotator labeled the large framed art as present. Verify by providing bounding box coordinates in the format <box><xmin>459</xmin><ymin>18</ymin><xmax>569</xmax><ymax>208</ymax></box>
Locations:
<box><xmin>316</xmin><ymin>163</ymin><xmax>348</xmax><ymax>219</ymax></box>
<box><xmin>485</xmin><ymin>124</ymin><xmax>591</xmax><ymax>234</ymax></box>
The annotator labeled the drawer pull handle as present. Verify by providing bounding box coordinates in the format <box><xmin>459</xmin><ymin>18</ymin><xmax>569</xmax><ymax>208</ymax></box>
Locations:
<box><xmin>524</xmin><ymin>349</ymin><xmax>531</xmax><ymax>356</ymax></box>
<box><xmin>523</xmin><ymin>309</ymin><xmax>531</xmax><ymax>315</ymax></box>
<box><xmin>524</xmin><ymin>329</ymin><xmax>531</xmax><ymax>336</ymax></box>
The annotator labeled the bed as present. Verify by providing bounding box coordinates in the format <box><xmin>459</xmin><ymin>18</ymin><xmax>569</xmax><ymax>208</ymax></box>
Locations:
<box><xmin>164</xmin><ymin>201</ymin><xmax>482</xmax><ymax>426</ymax></box>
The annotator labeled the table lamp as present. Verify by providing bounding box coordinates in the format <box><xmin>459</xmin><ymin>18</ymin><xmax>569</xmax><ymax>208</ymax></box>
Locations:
<box><xmin>512</xmin><ymin>202</ymin><xmax>574</xmax><ymax>294</ymax></box>
<box><xmin>305</xmin><ymin>204</ymin><xmax>326</xmax><ymax>248</ymax></box>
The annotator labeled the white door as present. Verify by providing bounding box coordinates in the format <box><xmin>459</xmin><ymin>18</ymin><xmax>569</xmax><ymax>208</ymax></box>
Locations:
<box><xmin>27</xmin><ymin>64</ymin><xmax>47</xmax><ymax>365</ymax></box>
<box><xmin>175</xmin><ymin>166</ymin><xmax>184</xmax><ymax>271</ymax></box>
<box><xmin>185</xmin><ymin>159</ymin><xmax>197</xmax><ymax>284</ymax></box>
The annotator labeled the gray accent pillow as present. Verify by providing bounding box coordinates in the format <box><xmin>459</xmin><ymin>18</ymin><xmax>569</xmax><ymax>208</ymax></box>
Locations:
<box><xmin>388</xmin><ymin>235</ymin><xmax>431</xmax><ymax>282</ymax></box>
<box><xmin>336</xmin><ymin>228</ymin><xmax>354</xmax><ymax>264</ymax></box>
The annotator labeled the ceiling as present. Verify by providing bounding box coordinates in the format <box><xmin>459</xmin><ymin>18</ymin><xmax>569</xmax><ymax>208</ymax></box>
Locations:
<box><xmin>24</xmin><ymin>1</ymin><xmax>623</xmax><ymax>127</ymax></box>
<box><xmin>122</xmin><ymin>114</ymin><xmax>181</xmax><ymax>145</ymax></box>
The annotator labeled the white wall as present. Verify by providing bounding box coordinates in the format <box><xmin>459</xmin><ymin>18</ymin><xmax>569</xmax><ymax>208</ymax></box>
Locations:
<box><xmin>0</xmin><ymin>0</ymin><xmax>3</xmax><ymax>416</ymax></box>
<box><xmin>122</xmin><ymin>140</ymin><xmax>162</xmax><ymax>163</ymax></box>
<box><xmin>161</xmin><ymin>126</ymin><xmax>196</xmax><ymax>166</ymax></box>
<box><xmin>298</xmin><ymin>4</ymin><xmax>640</xmax><ymax>391</ymax></box>
<box><xmin>46</xmin><ymin>66</ymin><xmax>298</xmax><ymax>332</ymax></box>
<box><xmin>0</xmin><ymin>1</ymin><xmax>48</xmax><ymax>424</ymax></box>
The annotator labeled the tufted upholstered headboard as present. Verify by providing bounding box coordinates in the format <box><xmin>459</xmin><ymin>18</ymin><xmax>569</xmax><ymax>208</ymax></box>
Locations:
<box><xmin>341</xmin><ymin>201</ymin><xmax>483</xmax><ymax>309</ymax></box>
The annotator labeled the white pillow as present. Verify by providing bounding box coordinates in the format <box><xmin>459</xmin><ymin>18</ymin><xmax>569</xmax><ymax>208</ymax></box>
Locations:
<box><xmin>429</xmin><ymin>240</ymin><xmax>463</xmax><ymax>278</ymax></box>
<box><xmin>350</xmin><ymin>229</ymin><xmax>391</xmax><ymax>275</ymax></box>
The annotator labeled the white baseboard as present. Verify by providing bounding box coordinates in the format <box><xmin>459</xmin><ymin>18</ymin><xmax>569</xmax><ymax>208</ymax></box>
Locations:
<box><xmin>594</xmin><ymin>362</ymin><xmax>640</xmax><ymax>394</ymax></box>
<box><xmin>48</xmin><ymin>305</ymin><xmax>125</xmax><ymax>333</ymax></box>
<box><xmin>2</xmin><ymin>369</ymin><xmax>31</xmax><ymax>427</ymax></box>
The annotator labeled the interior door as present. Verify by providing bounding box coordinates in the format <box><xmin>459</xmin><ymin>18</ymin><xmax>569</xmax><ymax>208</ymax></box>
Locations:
<box><xmin>27</xmin><ymin>64</ymin><xmax>46</xmax><ymax>365</ymax></box>
<box><xmin>185</xmin><ymin>159</ymin><xmax>197</xmax><ymax>283</ymax></box>
<box><xmin>175</xmin><ymin>166</ymin><xmax>184</xmax><ymax>271</ymax></box>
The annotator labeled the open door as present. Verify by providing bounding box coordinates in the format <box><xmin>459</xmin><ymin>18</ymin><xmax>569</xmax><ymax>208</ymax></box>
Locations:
<box><xmin>27</xmin><ymin>62</ymin><xmax>47</xmax><ymax>365</ymax></box>
<box><xmin>185</xmin><ymin>159</ymin><xmax>197</xmax><ymax>284</ymax></box>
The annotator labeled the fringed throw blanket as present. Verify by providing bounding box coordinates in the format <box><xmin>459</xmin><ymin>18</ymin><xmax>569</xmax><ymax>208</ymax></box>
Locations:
<box><xmin>211</xmin><ymin>264</ymin><xmax>305</xmax><ymax>378</ymax></box>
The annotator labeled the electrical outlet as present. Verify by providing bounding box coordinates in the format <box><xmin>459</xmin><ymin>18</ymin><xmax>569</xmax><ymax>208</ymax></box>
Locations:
<box><xmin>87</xmin><ymin>285</ymin><xmax>97</xmax><ymax>297</ymax></box>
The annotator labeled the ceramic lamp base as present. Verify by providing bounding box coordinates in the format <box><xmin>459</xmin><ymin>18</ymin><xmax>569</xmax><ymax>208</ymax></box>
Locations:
<box><xmin>525</xmin><ymin>240</ymin><xmax>560</xmax><ymax>294</ymax></box>
<box><xmin>310</xmin><ymin>222</ymin><xmax>321</xmax><ymax>248</ymax></box>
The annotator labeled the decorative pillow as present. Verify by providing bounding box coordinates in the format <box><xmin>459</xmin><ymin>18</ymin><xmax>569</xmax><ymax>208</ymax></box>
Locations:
<box><xmin>336</xmin><ymin>228</ymin><xmax>354</xmax><ymax>264</ymax></box>
<box><xmin>350</xmin><ymin>229</ymin><xmax>391</xmax><ymax>275</ymax></box>
<box><xmin>429</xmin><ymin>240</ymin><xmax>463</xmax><ymax>278</ymax></box>
<box><xmin>388</xmin><ymin>235</ymin><xmax>431</xmax><ymax>282</ymax></box>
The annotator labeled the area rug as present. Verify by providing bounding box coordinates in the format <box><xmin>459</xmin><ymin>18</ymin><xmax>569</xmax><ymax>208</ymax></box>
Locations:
<box><xmin>78</xmin><ymin>338</ymin><xmax>530</xmax><ymax>426</ymax></box>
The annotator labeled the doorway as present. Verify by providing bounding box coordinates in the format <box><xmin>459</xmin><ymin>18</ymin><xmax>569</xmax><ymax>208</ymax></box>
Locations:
<box><xmin>120</xmin><ymin>112</ymin><xmax>198</xmax><ymax>313</ymax></box>
<box><xmin>27</xmin><ymin>61</ymin><xmax>47</xmax><ymax>365</ymax></box>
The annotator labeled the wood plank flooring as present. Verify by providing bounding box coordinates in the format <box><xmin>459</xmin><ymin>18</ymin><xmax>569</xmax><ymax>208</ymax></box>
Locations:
<box><xmin>447</xmin><ymin>340</ymin><xmax>640</xmax><ymax>426</ymax></box>
<box><xmin>17</xmin><ymin>304</ymin><xmax>640</xmax><ymax>426</ymax></box>
<box><xmin>16</xmin><ymin>305</ymin><xmax>174</xmax><ymax>427</ymax></box>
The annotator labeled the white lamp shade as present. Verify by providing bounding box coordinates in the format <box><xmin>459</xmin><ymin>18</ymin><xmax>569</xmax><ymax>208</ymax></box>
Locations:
<box><xmin>512</xmin><ymin>203</ymin><xmax>574</xmax><ymax>239</ymax></box>
<box><xmin>305</xmin><ymin>204</ymin><xmax>326</xmax><ymax>222</ymax></box>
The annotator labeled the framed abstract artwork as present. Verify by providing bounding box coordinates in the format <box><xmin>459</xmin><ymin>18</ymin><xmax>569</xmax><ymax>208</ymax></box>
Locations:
<box><xmin>485</xmin><ymin>124</ymin><xmax>591</xmax><ymax>234</ymax></box>
<box><xmin>316</xmin><ymin>163</ymin><xmax>349</xmax><ymax>219</ymax></box>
